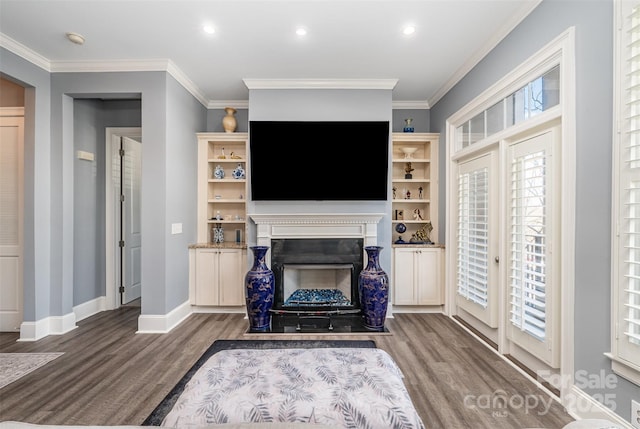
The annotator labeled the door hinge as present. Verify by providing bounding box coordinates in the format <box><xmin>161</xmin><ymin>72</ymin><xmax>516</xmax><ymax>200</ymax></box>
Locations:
<box><xmin>119</xmin><ymin>148</ymin><xmax>125</xmax><ymax>157</ymax></box>
<box><xmin>119</xmin><ymin>240</ymin><xmax>125</xmax><ymax>248</ymax></box>
<box><xmin>119</xmin><ymin>285</ymin><xmax>125</xmax><ymax>293</ymax></box>
<box><xmin>120</xmin><ymin>194</ymin><xmax>125</xmax><ymax>202</ymax></box>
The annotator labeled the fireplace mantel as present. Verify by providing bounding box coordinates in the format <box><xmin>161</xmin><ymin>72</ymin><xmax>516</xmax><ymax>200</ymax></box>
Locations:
<box><xmin>249</xmin><ymin>213</ymin><xmax>384</xmax><ymax>248</ymax></box>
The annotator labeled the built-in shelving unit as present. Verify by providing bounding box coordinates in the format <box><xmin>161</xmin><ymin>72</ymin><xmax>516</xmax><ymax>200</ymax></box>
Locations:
<box><xmin>196</xmin><ymin>132</ymin><xmax>248</xmax><ymax>245</ymax></box>
<box><xmin>391</xmin><ymin>132</ymin><xmax>439</xmax><ymax>245</ymax></box>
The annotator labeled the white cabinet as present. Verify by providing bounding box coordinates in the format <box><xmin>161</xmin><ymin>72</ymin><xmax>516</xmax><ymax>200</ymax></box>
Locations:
<box><xmin>189</xmin><ymin>247</ymin><xmax>246</xmax><ymax>306</ymax></box>
<box><xmin>393</xmin><ymin>246</ymin><xmax>443</xmax><ymax>306</ymax></box>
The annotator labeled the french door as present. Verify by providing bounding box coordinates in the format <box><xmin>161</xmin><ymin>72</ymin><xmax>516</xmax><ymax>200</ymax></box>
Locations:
<box><xmin>454</xmin><ymin>125</ymin><xmax>560</xmax><ymax>369</ymax></box>
<box><xmin>456</xmin><ymin>151</ymin><xmax>499</xmax><ymax>328</ymax></box>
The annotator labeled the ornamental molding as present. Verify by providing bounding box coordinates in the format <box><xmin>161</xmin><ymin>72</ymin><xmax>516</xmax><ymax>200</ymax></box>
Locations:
<box><xmin>249</xmin><ymin>213</ymin><xmax>385</xmax><ymax>225</ymax></box>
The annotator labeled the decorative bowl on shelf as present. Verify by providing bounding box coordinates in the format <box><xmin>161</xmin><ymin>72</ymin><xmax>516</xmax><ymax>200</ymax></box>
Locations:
<box><xmin>401</xmin><ymin>147</ymin><xmax>418</xmax><ymax>159</ymax></box>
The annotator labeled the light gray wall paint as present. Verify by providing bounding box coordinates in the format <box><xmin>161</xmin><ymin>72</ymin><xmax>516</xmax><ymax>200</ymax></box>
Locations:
<box><xmin>391</xmin><ymin>109</ymin><xmax>430</xmax><ymax>133</ymax></box>
<box><xmin>0</xmin><ymin>47</ymin><xmax>53</xmax><ymax>322</ymax></box>
<box><xmin>429</xmin><ymin>0</ymin><xmax>639</xmax><ymax>421</ymax></box>
<box><xmin>165</xmin><ymin>75</ymin><xmax>207</xmax><ymax>307</ymax></box>
<box><xmin>247</xmin><ymin>89</ymin><xmax>393</xmax><ymax>272</ymax></box>
<box><xmin>207</xmin><ymin>108</ymin><xmax>248</xmax><ymax>132</ymax></box>
<box><xmin>72</xmin><ymin>99</ymin><xmax>142</xmax><ymax>305</ymax></box>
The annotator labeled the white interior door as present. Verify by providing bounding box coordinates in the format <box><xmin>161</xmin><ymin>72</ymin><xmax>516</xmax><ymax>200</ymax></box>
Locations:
<box><xmin>0</xmin><ymin>115</ymin><xmax>24</xmax><ymax>331</ymax></box>
<box><xmin>121</xmin><ymin>136</ymin><xmax>142</xmax><ymax>304</ymax></box>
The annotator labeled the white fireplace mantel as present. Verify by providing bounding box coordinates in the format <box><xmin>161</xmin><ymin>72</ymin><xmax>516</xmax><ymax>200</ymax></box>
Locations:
<box><xmin>248</xmin><ymin>213</ymin><xmax>385</xmax><ymax>247</ymax></box>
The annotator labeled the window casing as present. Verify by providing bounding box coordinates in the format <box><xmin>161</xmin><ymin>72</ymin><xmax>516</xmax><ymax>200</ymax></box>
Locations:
<box><xmin>610</xmin><ymin>0</ymin><xmax>640</xmax><ymax>386</ymax></box>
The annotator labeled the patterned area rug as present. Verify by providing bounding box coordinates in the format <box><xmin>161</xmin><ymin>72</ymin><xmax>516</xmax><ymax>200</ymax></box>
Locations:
<box><xmin>142</xmin><ymin>339</ymin><xmax>377</xmax><ymax>426</ymax></box>
<box><xmin>0</xmin><ymin>352</ymin><xmax>64</xmax><ymax>389</ymax></box>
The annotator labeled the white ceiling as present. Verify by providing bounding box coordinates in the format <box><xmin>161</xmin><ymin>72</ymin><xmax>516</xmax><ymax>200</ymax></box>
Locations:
<box><xmin>0</xmin><ymin>0</ymin><xmax>541</xmax><ymax>108</ymax></box>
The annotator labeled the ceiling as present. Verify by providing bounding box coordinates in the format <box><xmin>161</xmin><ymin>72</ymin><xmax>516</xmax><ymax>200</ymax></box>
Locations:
<box><xmin>0</xmin><ymin>0</ymin><xmax>541</xmax><ymax>108</ymax></box>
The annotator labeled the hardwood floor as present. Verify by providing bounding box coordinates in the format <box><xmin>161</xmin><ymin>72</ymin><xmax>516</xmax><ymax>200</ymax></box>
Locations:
<box><xmin>0</xmin><ymin>308</ymin><xmax>575</xmax><ymax>428</ymax></box>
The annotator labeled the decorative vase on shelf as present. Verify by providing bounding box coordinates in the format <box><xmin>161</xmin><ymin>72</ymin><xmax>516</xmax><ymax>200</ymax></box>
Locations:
<box><xmin>358</xmin><ymin>246</ymin><xmax>389</xmax><ymax>331</ymax></box>
<box><xmin>222</xmin><ymin>107</ymin><xmax>237</xmax><ymax>133</ymax></box>
<box><xmin>232</xmin><ymin>163</ymin><xmax>245</xmax><ymax>179</ymax></box>
<box><xmin>403</xmin><ymin>118</ymin><xmax>414</xmax><ymax>133</ymax></box>
<box><xmin>245</xmin><ymin>246</ymin><xmax>275</xmax><ymax>331</ymax></box>
<box><xmin>213</xmin><ymin>165</ymin><xmax>225</xmax><ymax>179</ymax></box>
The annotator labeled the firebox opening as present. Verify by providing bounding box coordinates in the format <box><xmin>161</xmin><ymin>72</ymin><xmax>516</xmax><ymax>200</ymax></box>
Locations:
<box><xmin>271</xmin><ymin>238</ymin><xmax>364</xmax><ymax>311</ymax></box>
<box><xmin>283</xmin><ymin>264</ymin><xmax>353</xmax><ymax>306</ymax></box>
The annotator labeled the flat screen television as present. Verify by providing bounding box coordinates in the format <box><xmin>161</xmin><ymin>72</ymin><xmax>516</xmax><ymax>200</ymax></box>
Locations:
<box><xmin>249</xmin><ymin>120</ymin><xmax>390</xmax><ymax>201</ymax></box>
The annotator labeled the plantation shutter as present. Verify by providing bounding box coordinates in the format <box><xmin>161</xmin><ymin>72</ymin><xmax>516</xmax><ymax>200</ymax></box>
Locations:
<box><xmin>506</xmin><ymin>129</ymin><xmax>558</xmax><ymax>367</ymax></box>
<box><xmin>618</xmin><ymin>2</ymin><xmax>640</xmax><ymax>365</ymax></box>
<box><xmin>509</xmin><ymin>149</ymin><xmax>547</xmax><ymax>342</ymax></box>
<box><xmin>456</xmin><ymin>153</ymin><xmax>497</xmax><ymax>327</ymax></box>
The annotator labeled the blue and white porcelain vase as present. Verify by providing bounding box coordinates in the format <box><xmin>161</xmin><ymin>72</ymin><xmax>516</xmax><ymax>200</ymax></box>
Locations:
<box><xmin>245</xmin><ymin>246</ymin><xmax>275</xmax><ymax>331</ymax></box>
<box><xmin>213</xmin><ymin>165</ymin><xmax>225</xmax><ymax>179</ymax></box>
<box><xmin>232</xmin><ymin>163</ymin><xmax>245</xmax><ymax>179</ymax></box>
<box><xmin>358</xmin><ymin>246</ymin><xmax>389</xmax><ymax>331</ymax></box>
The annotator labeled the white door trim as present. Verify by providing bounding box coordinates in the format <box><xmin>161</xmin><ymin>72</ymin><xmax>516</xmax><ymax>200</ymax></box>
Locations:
<box><xmin>105</xmin><ymin>127</ymin><xmax>141</xmax><ymax>310</ymax></box>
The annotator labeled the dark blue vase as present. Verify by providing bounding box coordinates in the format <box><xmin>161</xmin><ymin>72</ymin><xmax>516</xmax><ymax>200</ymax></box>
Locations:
<box><xmin>245</xmin><ymin>246</ymin><xmax>275</xmax><ymax>331</ymax></box>
<box><xmin>358</xmin><ymin>246</ymin><xmax>389</xmax><ymax>331</ymax></box>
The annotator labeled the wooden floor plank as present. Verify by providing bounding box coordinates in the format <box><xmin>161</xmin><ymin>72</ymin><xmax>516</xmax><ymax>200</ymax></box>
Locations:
<box><xmin>0</xmin><ymin>309</ymin><xmax>574</xmax><ymax>428</ymax></box>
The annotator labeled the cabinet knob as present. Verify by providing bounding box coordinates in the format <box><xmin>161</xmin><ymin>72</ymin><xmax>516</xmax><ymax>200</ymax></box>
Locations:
<box><xmin>494</xmin><ymin>256</ymin><xmax>499</xmax><ymax>263</ymax></box>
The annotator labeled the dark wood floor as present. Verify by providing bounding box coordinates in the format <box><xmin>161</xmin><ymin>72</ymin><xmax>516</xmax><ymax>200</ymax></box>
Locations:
<box><xmin>0</xmin><ymin>308</ymin><xmax>575</xmax><ymax>428</ymax></box>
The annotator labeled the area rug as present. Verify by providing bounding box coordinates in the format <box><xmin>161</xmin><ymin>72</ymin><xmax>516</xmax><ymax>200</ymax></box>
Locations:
<box><xmin>0</xmin><ymin>352</ymin><xmax>64</xmax><ymax>389</ymax></box>
<box><xmin>142</xmin><ymin>339</ymin><xmax>377</xmax><ymax>426</ymax></box>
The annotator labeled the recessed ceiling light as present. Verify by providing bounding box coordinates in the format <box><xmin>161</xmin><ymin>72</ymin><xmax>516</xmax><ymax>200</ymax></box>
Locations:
<box><xmin>203</xmin><ymin>25</ymin><xmax>215</xmax><ymax>34</ymax></box>
<box><xmin>66</xmin><ymin>32</ymin><xmax>85</xmax><ymax>45</ymax></box>
<box><xmin>403</xmin><ymin>25</ymin><xmax>416</xmax><ymax>36</ymax></box>
<box><xmin>296</xmin><ymin>27</ymin><xmax>307</xmax><ymax>36</ymax></box>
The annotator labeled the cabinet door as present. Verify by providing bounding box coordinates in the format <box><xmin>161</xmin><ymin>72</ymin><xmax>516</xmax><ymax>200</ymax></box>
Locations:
<box><xmin>218</xmin><ymin>249</ymin><xmax>246</xmax><ymax>306</ymax></box>
<box><xmin>393</xmin><ymin>247</ymin><xmax>418</xmax><ymax>305</ymax></box>
<box><xmin>194</xmin><ymin>249</ymin><xmax>219</xmax><ymax>305</ymax></box>
<box><xmin>416</xmin><ymin>249</ymin><xmax>443</xmax><ymax>305</ymax></box>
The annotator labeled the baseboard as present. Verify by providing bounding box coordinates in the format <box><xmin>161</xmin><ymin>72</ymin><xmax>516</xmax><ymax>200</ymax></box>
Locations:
<box><xmin>18</xmin><ymin>312</ymin><xmax>77</xmax><ymax>341</ymax></box>
<box><xmin>73</xmin><ymin>296</ymin><xmax>107</xmax><ymax>322</ymax></box>
<box><xmin>565</xmin><ymin>385</ymin><xmax>632</xmax><ymax>428</ymax></box>
<box><xmin>137</xmin><ymin>300</ymin><xmax>192</xmax><ymax>334</ymax></box>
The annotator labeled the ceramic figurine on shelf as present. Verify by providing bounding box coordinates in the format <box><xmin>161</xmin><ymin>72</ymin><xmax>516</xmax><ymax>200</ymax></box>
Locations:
<box><xmin>230</xmin><ymin>152</ymin><xmax>242</xmax><ymax>159</ymax></box>
<box><xmin>218</xmin><ymin>148</ymin><xmax>226</xmax><ymax>159</ymax></box>
<box><xmin>418</xmin><ymin>187</ymin><xmax>423</xmax><ymax>199</ymax></box>
<box><xmin>405</xmin><ymin>190</ymin><xmax>411</xmax><ymax>199</ymax></box>
<box><xmin>405</xmin><ymin>162</ymin><xmax>414</xmax><ymax>179</ymax></box>
<box><xmin>413</xmin><ymin>209</ymin><xmax>423</xmax><ymax>221</ymax></box>
<box><xmin>392</xmin><ymin>187</ymin><xmax>397</xmax><ymax>199</ymax></box>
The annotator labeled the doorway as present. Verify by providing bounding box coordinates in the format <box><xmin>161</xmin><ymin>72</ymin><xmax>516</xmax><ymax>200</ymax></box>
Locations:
<box><xmin>0</xmin><ymin>111</ymin><xmax>24</xmax><ymax>331</ymax></box>
<box><xmin>106</xmin><ymin>127</ymin><xmax>142</xmax><ymax>309</ymax></box>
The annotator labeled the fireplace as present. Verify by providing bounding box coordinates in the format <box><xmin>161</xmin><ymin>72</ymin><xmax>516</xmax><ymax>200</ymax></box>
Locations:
<box><xmin>271</xmin><ymin>238</ymin><xmax>364</xmax><ymax>311</ymax></box>
<box><xmin>248</xmin><ymin>213</ymin><xmax>386</xmax><ymax>331</ymax></box>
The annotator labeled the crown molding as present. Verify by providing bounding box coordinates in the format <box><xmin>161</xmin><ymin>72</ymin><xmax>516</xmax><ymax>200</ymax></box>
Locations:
<box><xmin>427</xmin><ymin>0</ymin><xmax>542</xmax><ymax>107</ymax></box>
<box><xmin>1</xmin><ymin>32</ymin><xmax>428</xmax><ymax>112</ymax></box>
<box><xmin>0</xmin><ymin>33</ymin><xmax>51</xmax><ymax>72</ymax></box>
<box><xmin>243</xmin><ymin>78</ymin><xmax>398</xmax><ymax>90</ymax></box>
<box><xmin>392</xmin><ymin>100</ymin><xmax>430</xmax><ymax>109</ymax></box>
<box><xmin>207</xmin><ymin>100</ymin><xmax>249</xmax><ymax>109</ymax></box>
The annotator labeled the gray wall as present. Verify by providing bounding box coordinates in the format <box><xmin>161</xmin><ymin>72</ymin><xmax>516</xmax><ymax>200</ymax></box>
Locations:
<box><xmin>429</xmin><ymin>0</ymin><xmax>639</xmax><ymax>421</ymax></box>
<box><xmin>246</xmin><ymin>88</ymin><xmax>393</xmax><ymax>272</ymax></box>
<box><xmin>72</xmin><ymin>99</ymin><xmax>141</xmax><ymax>305</ymax></box>
<box><xmin>0</xmin><ymin>48</ymin><xmax>53</xmax><ymax>322</ymax></box>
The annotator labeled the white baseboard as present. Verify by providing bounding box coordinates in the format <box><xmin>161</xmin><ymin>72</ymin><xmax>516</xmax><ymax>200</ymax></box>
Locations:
<box><xmin>18</xmin><ymin>312</ymin><xmax>77</xmax><ymax>341</ymax></box>
<box><xmin>565</xmin><ymin>385</ymin><xmax>632</xmax><ymax>428</ymax></box>
<box><xmin>73</xmin><ymin>296</ymin><xmax>107</xmax><ymax>322</ymax></box>
<box><xmin>136</xmin><ymin>300</ymin><xmax>192</xmax><ymax>334</ymax></box>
